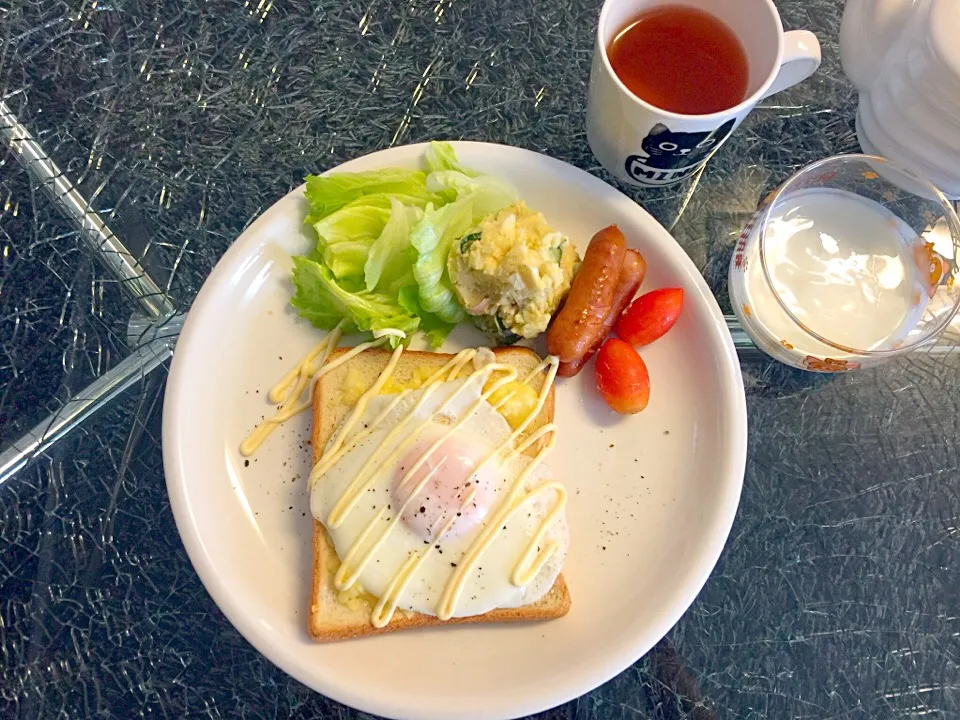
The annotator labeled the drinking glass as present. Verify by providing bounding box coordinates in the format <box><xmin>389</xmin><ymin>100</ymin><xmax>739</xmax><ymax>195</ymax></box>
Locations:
<box><xmin>729</xmin><ymin>154</ymin><xmax>960</xmax><ymax>371</ymax></box>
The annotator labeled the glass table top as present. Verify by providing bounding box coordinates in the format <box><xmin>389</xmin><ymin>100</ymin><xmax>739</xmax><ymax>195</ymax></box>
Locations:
<box><xmin>1</xmin><ymin>0</ymin><xmax>958</xmax><ymax>717</ymax></box>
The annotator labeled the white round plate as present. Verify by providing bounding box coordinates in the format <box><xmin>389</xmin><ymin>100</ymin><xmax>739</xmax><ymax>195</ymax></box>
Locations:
<box><xmin>163</xmin><ymin>142</ymin><xmax>747</xmax><ymax>720</ymax></box>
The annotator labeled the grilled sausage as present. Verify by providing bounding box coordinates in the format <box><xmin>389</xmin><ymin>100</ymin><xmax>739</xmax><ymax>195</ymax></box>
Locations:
<box><xmin>557</xmin><ymin>248</ymin><xmax>645</xmax><ymax>377</ymax></box>
<box><xmin>547</xmin><ymin>225</ymin><xmax>626</xmax><ymax>363</ymax></box>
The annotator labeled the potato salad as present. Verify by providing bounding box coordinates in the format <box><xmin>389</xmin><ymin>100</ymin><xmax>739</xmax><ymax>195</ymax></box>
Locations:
<box><xmin>448</xmin><ymin>202</ymin><xmax>578</xmax><ymax>343</ymax></box>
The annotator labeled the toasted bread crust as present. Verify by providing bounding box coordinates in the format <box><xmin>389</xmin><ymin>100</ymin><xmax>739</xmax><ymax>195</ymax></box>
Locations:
<box><xmin>308</xmin><ymin>521</ymin><xmax>571</xmax><ymax>641</ymax></box>
<box><xmin>307</xmin><ymin>346</ymin><xmax>570</xmax><ymax>642</ymax></box>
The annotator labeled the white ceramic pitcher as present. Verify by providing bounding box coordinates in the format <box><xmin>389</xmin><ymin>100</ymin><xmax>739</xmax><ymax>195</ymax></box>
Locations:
<box><xmin>840</xmin><ymin>0</ymin><xmax>960</xmax><ymax>198</ymax></box>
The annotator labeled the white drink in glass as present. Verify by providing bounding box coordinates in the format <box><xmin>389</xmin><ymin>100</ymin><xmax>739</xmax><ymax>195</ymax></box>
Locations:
<box><xmin>732</xmin><ymin>188</ymin><xmax>930</xmax><ymax>370</ymax></box>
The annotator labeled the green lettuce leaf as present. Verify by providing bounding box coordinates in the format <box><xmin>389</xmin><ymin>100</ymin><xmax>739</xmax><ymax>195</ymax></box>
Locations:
<box><xmin>312</xmin><ymin>205</ymin><xmax>389</xmax><ymax>249</ymax></box>
<box><xmin>322</xmin><ymin>239</ymin><xmax>373</xmax><ymax>280</ymax></box>
<box><xmin>425</xmin><ymin>170</ymin><xmax>517</xmax><ymax>204</ymax></box>
<box><xmin>364</xmin><ymin>199</ymin><xmax>422</xmax><ymax>292</ymax></box>
<box><xmin>293</xmin><ymin>142</ymin><xmax>519</xmax><ymax>345</ymax></box>
<box><xmin>425</xmin><ymin>141</ymin><xmax>477</xmax><ymax>176</ymax></box>
<box><xmin>291</xmin><ymin>256</ymin><xmax>419</xmax><ymax>345</ymax></box>
<box><xmin>409</xmin><ymin>199</ymin><xmax>473</xmax><ymax>324</ymax></box>
<box><xmin>304</xmin><ymin>170</ymin><xmax>442</xmax><ymax>223</ymax></box>
<box><xmin>397</xmin><ymin>284</ymin><xmax>455</xmax><ymax>348</ymax></box>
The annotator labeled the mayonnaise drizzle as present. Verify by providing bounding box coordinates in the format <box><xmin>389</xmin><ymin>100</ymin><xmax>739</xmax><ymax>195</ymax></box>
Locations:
<box><xmin>308</xmin><ymin>350</ymin><xmax>474</xmax><ymax>489</ymax></box>
<box><xmin>436</xmin><ymin>420</ymin><xmax>561</xmax><ymax>620</ymax></box>
<box><xmin>311</xmin><ymin>345</ymin><xmax>564</xmax><ymax>627</ymax></box>
<box><xmin>333</xmin><ymin>461</ymin><xmax>444</xmax><ymax>592</ymax></box>
<box><xmin>254</xmin><ymin>328</ymin><xmax>565</xmax><ymax>626</ymax></box>
<box><xmin>240</xmin><ymin>324</ymin><xmax>392</xmax><ymax>456</ymax></box>
<box><xmin>324</xmin><ymin>363</ymin><xmax>518</xmax><ymax>529</ymax></box>
<box><xmin>370</xmin><ymin>511</ymin><xmax>458</xmax><ymax>627</ymax></box>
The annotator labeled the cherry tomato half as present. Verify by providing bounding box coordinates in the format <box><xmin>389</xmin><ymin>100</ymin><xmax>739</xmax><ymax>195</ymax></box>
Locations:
<box><xmin>615</xmin><ymin>287</ymin><xmax>683</xmax><ymax>347</ymax></box>
<box><xmin>595</xmin><ymin>338</ymin><xmax>650</xmax><ymax>414</ymax></box>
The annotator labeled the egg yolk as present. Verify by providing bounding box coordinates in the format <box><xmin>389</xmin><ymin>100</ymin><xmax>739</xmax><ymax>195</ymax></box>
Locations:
<box><xmin>391</xmin><ymin>426</ymin><xmax>497</xmax><ymax>543</ymax></box>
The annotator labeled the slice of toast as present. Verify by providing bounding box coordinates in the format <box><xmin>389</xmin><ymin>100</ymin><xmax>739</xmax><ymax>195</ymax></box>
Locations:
<box><xmin>308</xmin><ymin>346</ymin><xmax>571</xmax><ymax>642</ymax></box>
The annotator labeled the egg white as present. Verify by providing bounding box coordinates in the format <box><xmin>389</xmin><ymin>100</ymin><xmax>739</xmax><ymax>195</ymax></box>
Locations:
<box><xmin>310</xmin><ymin>376</ymin><xmax>569</xmax><ymax>619</ymax></box>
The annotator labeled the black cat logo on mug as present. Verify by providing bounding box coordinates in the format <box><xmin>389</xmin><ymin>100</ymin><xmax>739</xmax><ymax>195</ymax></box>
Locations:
<box><xmin>625</xmin><ymin>119</ymin><xmax>736</xmax><ymax>186</ymax></box>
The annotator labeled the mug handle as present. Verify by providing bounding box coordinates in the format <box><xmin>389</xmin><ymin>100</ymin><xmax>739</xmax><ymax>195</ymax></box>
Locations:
<box><xmin>762</xmin><ymin>31</ymin><xmax>822</xmax><ymax>98</ymax></box>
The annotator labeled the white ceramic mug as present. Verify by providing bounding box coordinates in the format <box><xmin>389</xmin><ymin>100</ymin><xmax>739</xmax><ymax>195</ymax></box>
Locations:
<box><xmin>587</xmin><ymin>0</ymin><xmax>821</xmax><ymax>187</ymax></box>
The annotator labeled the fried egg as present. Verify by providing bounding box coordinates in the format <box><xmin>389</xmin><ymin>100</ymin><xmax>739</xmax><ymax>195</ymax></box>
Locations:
<box><xmin>310</xmin><ymin>375</ymin><xmax>569</xmax><ymax>619</ymax></box>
